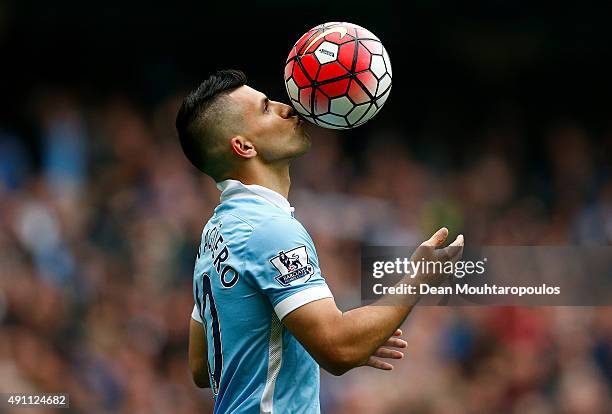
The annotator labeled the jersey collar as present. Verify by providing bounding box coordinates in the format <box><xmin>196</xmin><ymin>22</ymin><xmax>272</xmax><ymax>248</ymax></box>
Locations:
<box><xmin>216</xmin><ymin>179</ymin><xmax>295</xmax><ymax>216</ymax></box>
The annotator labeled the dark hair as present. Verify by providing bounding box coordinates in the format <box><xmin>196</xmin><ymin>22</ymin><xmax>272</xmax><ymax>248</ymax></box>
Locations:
<box><xmin>175</xmin><ymin>69</ymin><xmax>247</xmax><ymax>178</ymax></box>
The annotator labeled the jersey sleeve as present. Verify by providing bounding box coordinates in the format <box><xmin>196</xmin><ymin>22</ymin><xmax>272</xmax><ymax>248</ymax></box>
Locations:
<box><xmin>244</xmin><ymin>216</ymin><xmax>333</xmax><ymax>320</ymax></box>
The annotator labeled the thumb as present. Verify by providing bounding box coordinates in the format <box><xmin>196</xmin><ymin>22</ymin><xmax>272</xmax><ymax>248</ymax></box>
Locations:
<box><xmin>422</xmin><ymin>227</ymin><xmax>449</xmax><ymax>247</ymax></box>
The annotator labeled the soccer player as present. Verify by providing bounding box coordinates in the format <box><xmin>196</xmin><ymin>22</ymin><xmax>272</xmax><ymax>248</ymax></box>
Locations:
<box><xmin>176</xmin><ymin>70</ymin><xmax>463</xmax><ymax>413</ymax></box>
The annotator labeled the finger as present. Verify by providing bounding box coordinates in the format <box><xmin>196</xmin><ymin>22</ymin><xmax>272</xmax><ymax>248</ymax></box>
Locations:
<box><xmin>384</xmin><ymin>337</ymin><xmax>408</xmax><ymax>349</ymax></box>
<box><xmin>373</xmin><ymin>347</ymin><xmax>404</xmax><ymax>359</ymax></box>
<box><xmin>393</xmin><ymin>329</ymin><xmax>402</xmax><ymax>337</ymax></box>
<box><xmin>421</xmin><ymin>227</ymin><xmax>449</xmax><ymax>247</ymax></box>
<box><xmin>449</xmin><ymin>234</ymin><xmax>464</xmax><ymax>247</ymax></box>
<box><xmin>365</xmin><ymin>356</ymin><xmax>394</xmax><ymax>371</ymax></box>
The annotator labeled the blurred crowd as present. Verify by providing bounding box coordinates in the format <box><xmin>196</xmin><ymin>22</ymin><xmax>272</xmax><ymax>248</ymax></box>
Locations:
<box><xmin>0</xmin><ymin>89</ymin><xmax>611</xmax><ymax>414</ymax></box>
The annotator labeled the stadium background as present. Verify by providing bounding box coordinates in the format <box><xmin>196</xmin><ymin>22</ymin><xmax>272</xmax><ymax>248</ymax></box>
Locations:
<box><xmin>1</xmin><ymin>1</ymin><xmax>611</xmax><ymax>412</ymax></box>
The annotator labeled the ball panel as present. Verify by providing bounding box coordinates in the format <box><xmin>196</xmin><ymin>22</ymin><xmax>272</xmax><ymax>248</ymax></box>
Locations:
<box><xmin>314</xmin><ymin>41</ymin><xmax>339</xmax><ymax>64</ymax></box>
<box><xmin>314</xmin><ymin>89</ymin><xmax>329</xmax><ymax>115</ymax></box>
<box><xmin>338</xmin><ymin>42</ymin><xmax>356</xmax><ymax>71</ymax></box>
<box><xmin>348</xmin><ymin>80</ymin><xmax>370</xmax><ymax>104</ymax></box>
<box><xmin>286</xmin><ymin>78</ymin><xmax>299</xmax><ymax>101</ymax></box>
<box><xmin>347</xmin><ymin>103</ymin><xmax>370</xmax><ymax>125</ymax></box>
<box><xmin>344</xmin><ymin>22</ymin><xmax>366</xmax><ymax>31</ymax></box>
<box><xmin>325</xmin><ymin>30</ymin><xmax>354</xmax><ymax>45</ymax></box>
<box><xmin>343</xmin><ymin>25</ymin><xmax>358</xmax><ymax>38</ymax></box>
<box><xmin>292</xmin><ymin>64</ymin><xmax>310</xmax><ymax>88</ymax></box>
<box><xmin>299</xmin><ymin>87</ymin><xmax>313</xmax><ymax>112</ymax></box>
<box><xmin>372</xmin><ymin>99</ymin><xmax>388</xmax><ymax>119</ymax></box>
<box><xmin>301</xmin><ymin>115</ymin><xmax>315</xmax><ymax>124</ymax></box>
<box><xmin>375</xmin><ymin>87</ymin><xmax>391</xmax><ymax>108</ymax></box>
<box><xmin>300</xmin><ymin>54</ymin><xmax>320</xmax><ymax>80</ymax></box>
<box><xmin>357</xmin><ymin>101</ymin><xmax>379</xmax><ymax>125</ymax></box>
<box><xmin>370</xmin><ymin>55</ymin><xmax>386</xmax><ymax>79</ymax></box>
<box><xmin>360</xmin><ymin>40</ymin><xmax>383</xmax><ymax>54</ymax></box>
<box><xmin>319</xmin><ymin>78</ymin><xmax>350</xmax><ymax>98</ymax></box>
<box><xmin>355</xmin><ymin>44</ymin><xmax>372</xmax><ymax>72</ymax></box>
<box><xmin>295</xmin><ymin>28</ymin><xmax>320</xmax><ymax>55</ymax></box>
<box><xmin>293</xmin><ymin>100</ymin><xmax>310</xmax><ymax>117</ymax></box>
<box><xmin>356</xmin><ymin>71</ymin><xmax>378</xmax><ymax>96</ymax></box>
<box><xmin>356</xmin><ymin>28</ymin><xmax>378</xmax><ymax>41</ymax></box>
<box><xmin>330</xmin><ymin>96</ymin><xmax>354</xmax><ymax>116</ymax></box>
<box><xmin>305</xmin><ymin>36</ymin><xmax>328</xmax><ymax>55</ymax></box>
<box><xmin>318</xmin><ymin>113</ymin><xmax>348</xmax><ymax>127</ymax></box>
<box><xmin>317</xmin><ymin>61</ymin><xmax>348</xmax><ymax>82</ymax></box>
<box><xmin>287</xmin><ymin>47</ymin><xmax>297</xmax><ymax>61</ymax></box>
<box><xmin>377</xmin><ymin>74</ymin><xmax>392</xmax><ymax>96</ymax></box>
<box><xmin>284</xmin><ymin>61</ymin><xmax>294</xmax><ymax>81</ymax></box>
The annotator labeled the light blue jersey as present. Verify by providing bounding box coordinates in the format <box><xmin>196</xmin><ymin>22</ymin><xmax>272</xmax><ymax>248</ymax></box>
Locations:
<box><xmin>191</xmin><ymin>179</ymin><xmax>333</xmax><ymax>413</ymax></box>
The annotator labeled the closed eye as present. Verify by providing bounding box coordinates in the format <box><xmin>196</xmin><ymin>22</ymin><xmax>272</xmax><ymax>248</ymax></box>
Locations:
<box><xmin>263</xmin><ymin>97</ymin><xmax>269</xmax><ymax>113</ymax></box>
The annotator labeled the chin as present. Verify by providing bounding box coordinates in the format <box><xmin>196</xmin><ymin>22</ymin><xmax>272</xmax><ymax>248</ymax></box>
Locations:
<box><xmin>287</xmin><ymin>140</ymin><xmax>310</xmax><ymax>160</ymax></box>
<box><xmin>298</xmin><ymin>131</ymin><xmax>311</xmax><ymax>152</ymax></box>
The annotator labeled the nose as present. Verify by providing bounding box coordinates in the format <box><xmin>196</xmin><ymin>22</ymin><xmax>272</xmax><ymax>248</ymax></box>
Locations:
<box><xmin>276</xmin><ymin>102</ymin><xmax>296</xmax><ymax>119</ymax></box>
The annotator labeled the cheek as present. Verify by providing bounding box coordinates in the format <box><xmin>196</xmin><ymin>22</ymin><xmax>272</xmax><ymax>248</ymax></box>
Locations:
<box><xmin>246</xmin><ymin>119</ymin><xmax>265</xmax><ymax>138</ymax></box>
<box><xmin>254</xmin><ymin>117</ymin><xmax>280</xmax><ymax>137</ymax></box>
<box><xmin>265</xmin><ymin>119</ymin><xmax>292</xmax><ymax>141</ymax></box>
<box><xmin>251</xmin><ymin>116</ymin><xmax>295</xmax><ymax>145</ymax></box>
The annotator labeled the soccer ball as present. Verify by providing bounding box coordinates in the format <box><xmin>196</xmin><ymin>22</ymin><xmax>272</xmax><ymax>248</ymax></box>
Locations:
<box><xmin>284</xmin><ymin>22</ymin><xmax>392</xmax><ymax>129</ymax></box>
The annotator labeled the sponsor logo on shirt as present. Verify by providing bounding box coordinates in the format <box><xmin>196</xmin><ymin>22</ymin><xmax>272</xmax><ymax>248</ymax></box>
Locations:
<box><xmin>270</xmin><ymin>246</ymin><xmax>314</xmax><ymax>286</ymax></box>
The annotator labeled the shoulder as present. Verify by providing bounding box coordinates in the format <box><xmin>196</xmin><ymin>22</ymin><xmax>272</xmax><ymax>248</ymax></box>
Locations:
<box><xmin>240</xmin><ymin>216</ymin><xmax>317</xmax><ymax>268</ymax></box>
<box><xmin>216</xmin><ymin>197</ymin><xmax>290</xmax><ymax>230</ymax></box>
<box><xmin>212</xmin><ymin>201</ymin><xmax>311</xmax><ymax>256</ymax></box>
<box><xmin>248</xmin><ymin>215</ymin><xmax>310</xmax><ymax>245</ymax></box>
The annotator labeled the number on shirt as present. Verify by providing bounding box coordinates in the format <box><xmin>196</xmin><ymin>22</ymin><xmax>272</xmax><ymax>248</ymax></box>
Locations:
<box><xmin>195</xmin><ymin>273</ymin><xmax>223</xmax><ymax>395</ymax></box>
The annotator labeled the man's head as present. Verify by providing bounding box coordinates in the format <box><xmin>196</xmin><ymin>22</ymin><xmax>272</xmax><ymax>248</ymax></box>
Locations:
<box><xmin>176</xmin><ymin>70</ymin><xmax>310</xmax><ymax>181</ymax></box>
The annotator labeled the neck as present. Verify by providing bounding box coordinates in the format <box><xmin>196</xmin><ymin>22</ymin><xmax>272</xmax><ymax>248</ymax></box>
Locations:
<box><xmin>231</xmin><ymin>162</ymin><xmax>291</xmax><ymax>198</ymax></box>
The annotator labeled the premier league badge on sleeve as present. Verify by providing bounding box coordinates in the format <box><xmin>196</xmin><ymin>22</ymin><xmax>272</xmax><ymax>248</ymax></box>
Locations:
<box><xmin>270</xmin><ymin>246</ymin><xmax>314</xmax><ymax>286</ymax></box>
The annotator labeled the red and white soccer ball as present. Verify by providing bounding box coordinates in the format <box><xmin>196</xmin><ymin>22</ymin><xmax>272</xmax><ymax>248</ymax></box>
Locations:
<box><xmin>284</xmin><ymin>22</ymin><xmax>392</xmax><ymax>129</ymax></box>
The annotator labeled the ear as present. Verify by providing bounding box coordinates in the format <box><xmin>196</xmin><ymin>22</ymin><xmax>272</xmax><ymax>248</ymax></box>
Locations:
<box><xmin>230</xmin><ymin>136</ymin><xmax>257</xmax><ymax>159</ymax></box>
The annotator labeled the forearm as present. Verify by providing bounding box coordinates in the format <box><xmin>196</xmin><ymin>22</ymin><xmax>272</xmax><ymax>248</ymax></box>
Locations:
<box><xmin>285</xmin><ymin>229</ymin><xmax>463</xmax><ymax>376</ymax></box>
<box><xmin>330</xmin><ymin>236</ymin><xmax>461</xmax><ymax>370</ymax></box>
<box><xmin>287</xmin><ymin>276</ymin><xmax>421</xmax><ymax>375</ymax></box>
<box><xmin>189</xmin><ymin>318</ymin><xmax>211</xmax><ymax>388</ymax></box>
<box><xmin>329</xmin><ymin>302</ymin><xmax>415</xmax><ymax>373</ymax></box>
